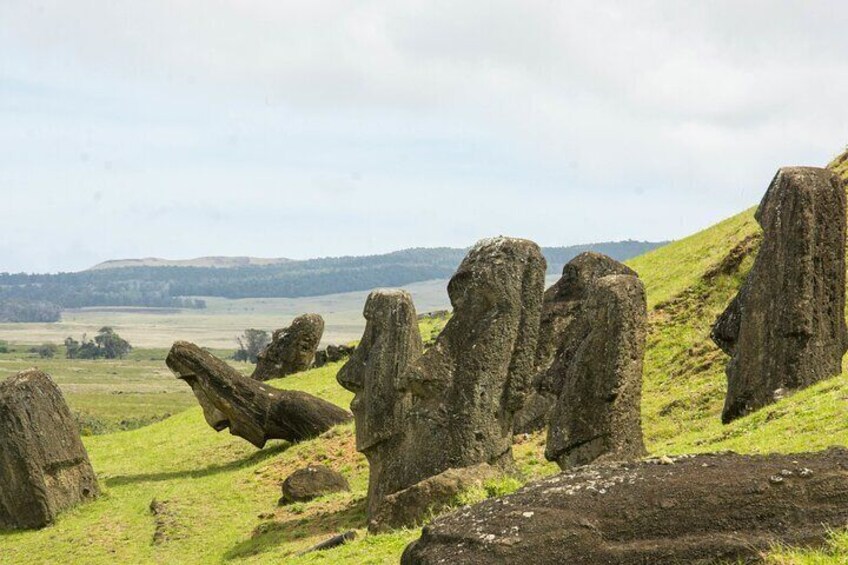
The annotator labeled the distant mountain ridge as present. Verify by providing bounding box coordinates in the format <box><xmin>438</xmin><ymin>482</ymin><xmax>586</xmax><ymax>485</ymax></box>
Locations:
<box><xmin>89</xmin><ymin>256</ymin><xmax>292</xmax><ymax>270</ymax></box>
<box><xmin>86</xmin><ymin>241</ymin><xmax>666</xmax><ymax>275</ymax></box>
<box><xmin>0</xmin><ymin>240</ymin><xmax>667</xmax><ymax>319</ymax></box>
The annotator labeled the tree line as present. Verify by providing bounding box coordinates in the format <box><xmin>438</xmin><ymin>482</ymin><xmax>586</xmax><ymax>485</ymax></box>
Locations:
<box><xmin>0</xmin><ymin>242</ymin><xmax>665</xmax><ymax>322</ymax></box>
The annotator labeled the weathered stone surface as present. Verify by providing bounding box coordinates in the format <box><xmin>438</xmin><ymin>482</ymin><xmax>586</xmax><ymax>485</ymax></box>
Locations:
<box><xmin>166</xmin><ymin>341</ymin><xmax>351</xmax><ymax>448</ymax></box>
<box><xmin>369</xmin><ymin>463</ymin><xmax>501</xmax><ymax>533</ymax></box>
<box><xmin>279</xmin><ymin>465</ymin><xmax>350</xmax><ymax>504</ymax></box>
<box><xmin>0</xmin><ymin>369</ymin><xmax>99</xmax><ymax>530</ymax></box>
<box><xmin>338</xmin><ymin>237</ymin><xmax>546</xmax><ymax>531</ymax></box>
<box><xmin>515</xmin><ymin>252</ymin><xmax>637</xmax><ymax>434</ymax></box>
<box><xmin>336</xmin><ymin>289</ymin><xmax>424</xmax><ymax>520</ymax></box>
<box><xmin>402</xmin><ymin>237</ymin><xmax>546</xmax><ymax>478</ymax></box>
<box><xmin>313</xmin><ymin>344</ymin><xmax>355</xmax><ymax>368</ymax></box>
<box><xmin>545</xmin><ymin>272</ymin><xmax>647</xmax><ymax>469</ymax></box>
<box><xmin>403</xmin><ymin>449</ymin><xmax>848</xmax><ymax>565</ymax></box>
<box><xmin>712</xmin><ymin>167</ymin><xmax>847</xmax><ymax>423</ymax></box>
<box><xmin>252</xmin><ymin>313</ymin><xmax>325</xmax><ymax>381</ymax></box>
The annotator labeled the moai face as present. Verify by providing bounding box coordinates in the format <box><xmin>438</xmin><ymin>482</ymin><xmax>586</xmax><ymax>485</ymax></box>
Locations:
<box><xmin>337</xmin><ymin>290</ymin><xmax>423</xmax><ymax>453</ymax></box>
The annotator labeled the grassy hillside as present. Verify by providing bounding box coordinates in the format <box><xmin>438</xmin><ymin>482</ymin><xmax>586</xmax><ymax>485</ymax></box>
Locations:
<box><xmin>2</xmin><ymin>158</ymin><xmax>848</xmax><ymax>563</ymax></box>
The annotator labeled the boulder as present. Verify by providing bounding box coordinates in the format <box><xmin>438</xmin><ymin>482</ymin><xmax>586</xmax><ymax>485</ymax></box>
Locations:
<box><xmin>0</xmin><ymin>369</ymin><xmax>99</xmax><ymax>530</ymax></box>
<box><xmin>403</xmin><ymin>449</ymin><xmax>848</xmax><ymax>565</ymax></box>
<box><xmin>515</xmin><ymin>252</ymin><xmax>638</xmax><ymax>434</ymax></box>
<box><xmin>252</xmin><ymin>313</ymin><xmax>325</xmax><ymax>381</ymax></box>
<box><xmin>166</xmin><ymin>341</ymin><xmax>351</xmax><ymax>448</ymax></box>
<box><xmin>712</xmin><ymin>167</ymin><xmax>847</xmax><ymax>423</ymax></box>
<box><xmin>369</xmin><ymin>463</ymin><xmax>502</xmax><ymax>533</ymax></box>
<box><xmin>314</xmin><ymin>344</ymin><xmax>355</xmax><ymax>368</ymax></box>
<box><xmin>545</xmin><ymin>272</ymin><xmax>647</xmax><ymax>469</ymax></box>
<box><xmin>279</xmin><ymin>465</ymin><xmax>350</xmax><ymax>504</ymax></box>
<box><xmin>338</xmin><ymin>237</ymin><xmax>546</xmax><ymax>531</ymax></box>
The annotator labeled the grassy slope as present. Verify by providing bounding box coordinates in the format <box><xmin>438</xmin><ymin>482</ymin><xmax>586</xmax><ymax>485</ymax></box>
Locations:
<box><xmin>4</xmin><ymin>155</ymin><xmax>848</xmax><ymax>563</ymax></box>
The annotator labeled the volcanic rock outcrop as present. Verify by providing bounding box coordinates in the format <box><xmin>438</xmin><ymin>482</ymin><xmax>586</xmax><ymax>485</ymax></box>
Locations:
<box><xmin>544</xmin><ymin>267</ymin><xmax>647</xmax><ymax>469</ymax></box>
<box><xmin>402</xmin><ymin>448</ymin><xmax>848</xmax><ymax>565</ymax></box>
<box><xmin>252</xmin><ymin>313</ymin><xmax>325</xmax><ymax>381</ymax></box>
<box><xmin>0</xmin><ymin>369</ymin><xmax>99</xmax><ymax>530</ymax></box>
<box><xmin>338</xmin><ymin>237</ymin><xmax>546</xmax><ymax>531</ymax></box>
<box><xmin>166</xmin><ymin>341</ymin><xmax>351</xmax><ymax>448</ymax></box>
<box><xmin>712</xmin><ymin>167</ymin><xmax>847</xmax><ymax>423</ymax></box>
<box><xmin>514</xmin><ymin>252</ymin><xmax>639</xmax><ymax>434</ymax></box>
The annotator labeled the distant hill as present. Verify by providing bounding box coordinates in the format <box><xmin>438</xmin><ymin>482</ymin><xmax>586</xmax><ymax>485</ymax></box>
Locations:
<box><xmin>0</xmin><ymin>241</ymin><xmax>666</xmax><ymax>318</ymax></box>
<box><xmin>89</xmin><ymin>256</ymin><xmax>292</xmax><ymax>270</ymax></box>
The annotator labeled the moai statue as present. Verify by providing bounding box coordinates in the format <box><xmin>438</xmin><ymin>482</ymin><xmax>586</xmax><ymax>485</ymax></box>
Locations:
<box><xmin>167</xmin><ymin>341</ymin><xmax>351</xmax><ymax>447</ymax></box>
<box><xmin>0</xmin><ymin>369</ymin><xmax>100</xmax><ymax>530</ymax></box>
<box><xmin>515</xmin><ymin>252</ymin><xmax>638</xmax><ymax>434</ymax></box>
<box><xmin>712</xmin><ymin>167</ymin><xmax>847</xmax><ymax>423</ymax></box>
<box><xmin>336</xmin><ymin>289</ymin><xmax>424</xmax><ymax>519</ymax></box>
<box><xmin>340</xmin><ymin>237</ymin><xmax>547</xmax><ymax>530</ymax></box>
<box><xmin>252</xmin><ymin>313</ymin><xmax>325</xmax><ymax>381</ymax></box>
<box><xmin>543</xmin><ymin>256</ymin><xmax>647</xmax><ymax>469</ymax></box>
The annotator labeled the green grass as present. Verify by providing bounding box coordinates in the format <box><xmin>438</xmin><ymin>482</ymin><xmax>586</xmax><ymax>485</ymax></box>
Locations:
<box><xmin>3</xmin><ymin>160</ymin><xmax>848</xmax><ymax>563</ymax></box>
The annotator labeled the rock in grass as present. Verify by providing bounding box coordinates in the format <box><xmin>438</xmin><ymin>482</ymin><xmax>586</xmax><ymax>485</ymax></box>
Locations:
<box><xmin>314</xmin><ymin>344</ymin><xmax>355</xmax><ymax>368</ymax></box>
<box><xmin>252</xmin><ymin>313</ymin><xmax>325</xmax><ymax>381</ymax></box>
<box><xmin>402</xmin><ymin>449</ymin><xmax>848</xmax><ymax>565</ymax></box>
<box><xmin>166</xmin><ymin>341</ymin><xmax>351</xmax><ymax>448</ymax></box>
<box><xmin>296</xmin><ymin>530</ymin><xmax>357</xmax><ymax>556</ymax></box>
<box><xmin>368</xmin><ymin>463</ymin><xmax>502</xmax><ymax>533</ymax></box>
<box><xmin>712</xmin><ymin>167</ymin><xmax>847</xmax><ymax>423</ymax></box>
<box><xmin>279</xmin><ymin>465</ymin><xmax>350</xmax><ymax>504</ymax></box>
<box><xmin>0</xmin><ymin>369</ymin><xmax>99</xmax><ymax>530</ymax></box>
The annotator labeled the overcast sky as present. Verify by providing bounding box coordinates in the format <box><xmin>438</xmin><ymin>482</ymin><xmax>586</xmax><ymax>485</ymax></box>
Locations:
<box><xmin>1</xmin><ymin>1</ymin><xmax>846</xmax><ymax>273</ymax></box>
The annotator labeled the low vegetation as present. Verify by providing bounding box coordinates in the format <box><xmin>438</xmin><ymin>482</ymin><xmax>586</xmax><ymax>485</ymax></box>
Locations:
<box><xmin>65</xmin><ymin>327</ymin><xmax>133</xmax><ymax>360</ymax></box>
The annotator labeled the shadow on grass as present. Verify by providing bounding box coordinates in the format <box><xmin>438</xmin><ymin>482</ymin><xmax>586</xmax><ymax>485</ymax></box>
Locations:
<box><xmin>222</xmin><ymin>497</ymin><xmax>367</xmax><ymax>561</ymax></box>
<box><xmin>104</xmin><ymin>443</ymin><xmax>290</xmax><ymax>487</ymax></box>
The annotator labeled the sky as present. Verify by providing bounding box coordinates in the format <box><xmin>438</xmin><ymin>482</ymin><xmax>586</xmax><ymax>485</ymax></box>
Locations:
<box><xmin>1</xmin><ymin>1</ymin><xmax>847</xmax><ymax>273</ymax></box>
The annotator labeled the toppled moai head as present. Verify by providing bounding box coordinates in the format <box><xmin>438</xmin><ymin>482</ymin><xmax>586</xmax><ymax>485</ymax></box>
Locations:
<box><xmin>167</xmin><ymin>342</ymin><xmax>266</xmax><ymax>444</ymax></box>
<box><xmin>336</xmin><ymin>289</ymin><xmax>423</xmax><ymax>453</ymax></box>
<box><xmin>167</xmin><ymin>341</ymin><xmax>351</xmax><ymax>447</ymax></box>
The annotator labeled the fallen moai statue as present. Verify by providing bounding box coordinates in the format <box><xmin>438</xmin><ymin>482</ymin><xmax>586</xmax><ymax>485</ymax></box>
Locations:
<box><xmin>514</xmin><ymin>252</ymin><xmax>639</xmax><ymax>434</ymax></box>
<box><xmin>403</xmin><ymin>448</ymin><xmax>848</xmax><ymax>564</ymax></box>
<box><xmin>338</xmin><ymin>237</ymin><xmax>546</xmax><ymax>531</ymax></box>
<box><xmin>166</xmin><ymin>341</ymin><xmax>351</xmax><ymax>448</ymax></box>
<box><xmin>0</xmin><ymin>369</ymin><xmax>99</xmax><ymax>530</ymax></box>
<box><xmin>712</xmin><ymin>167</ymin><xmax>847</xmax><ymax>423</ymax></box>
<box><xmin>252</xmin><ymin>313</ymin><xmax>325</xmax><ymax>381</ymax></box>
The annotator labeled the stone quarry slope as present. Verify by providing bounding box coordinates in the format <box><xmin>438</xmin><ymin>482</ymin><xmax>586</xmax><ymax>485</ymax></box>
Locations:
<box><xmin>1</xmin><ymin>156</ymin><xmax>848</xmax><ymax>563</ymax></box>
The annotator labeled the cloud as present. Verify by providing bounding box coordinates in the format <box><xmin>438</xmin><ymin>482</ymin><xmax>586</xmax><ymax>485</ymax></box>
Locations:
<box><xmin>1</xmin><ymin>0</ymin><xmax>846</xmax><ymax>271</ymax></box>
